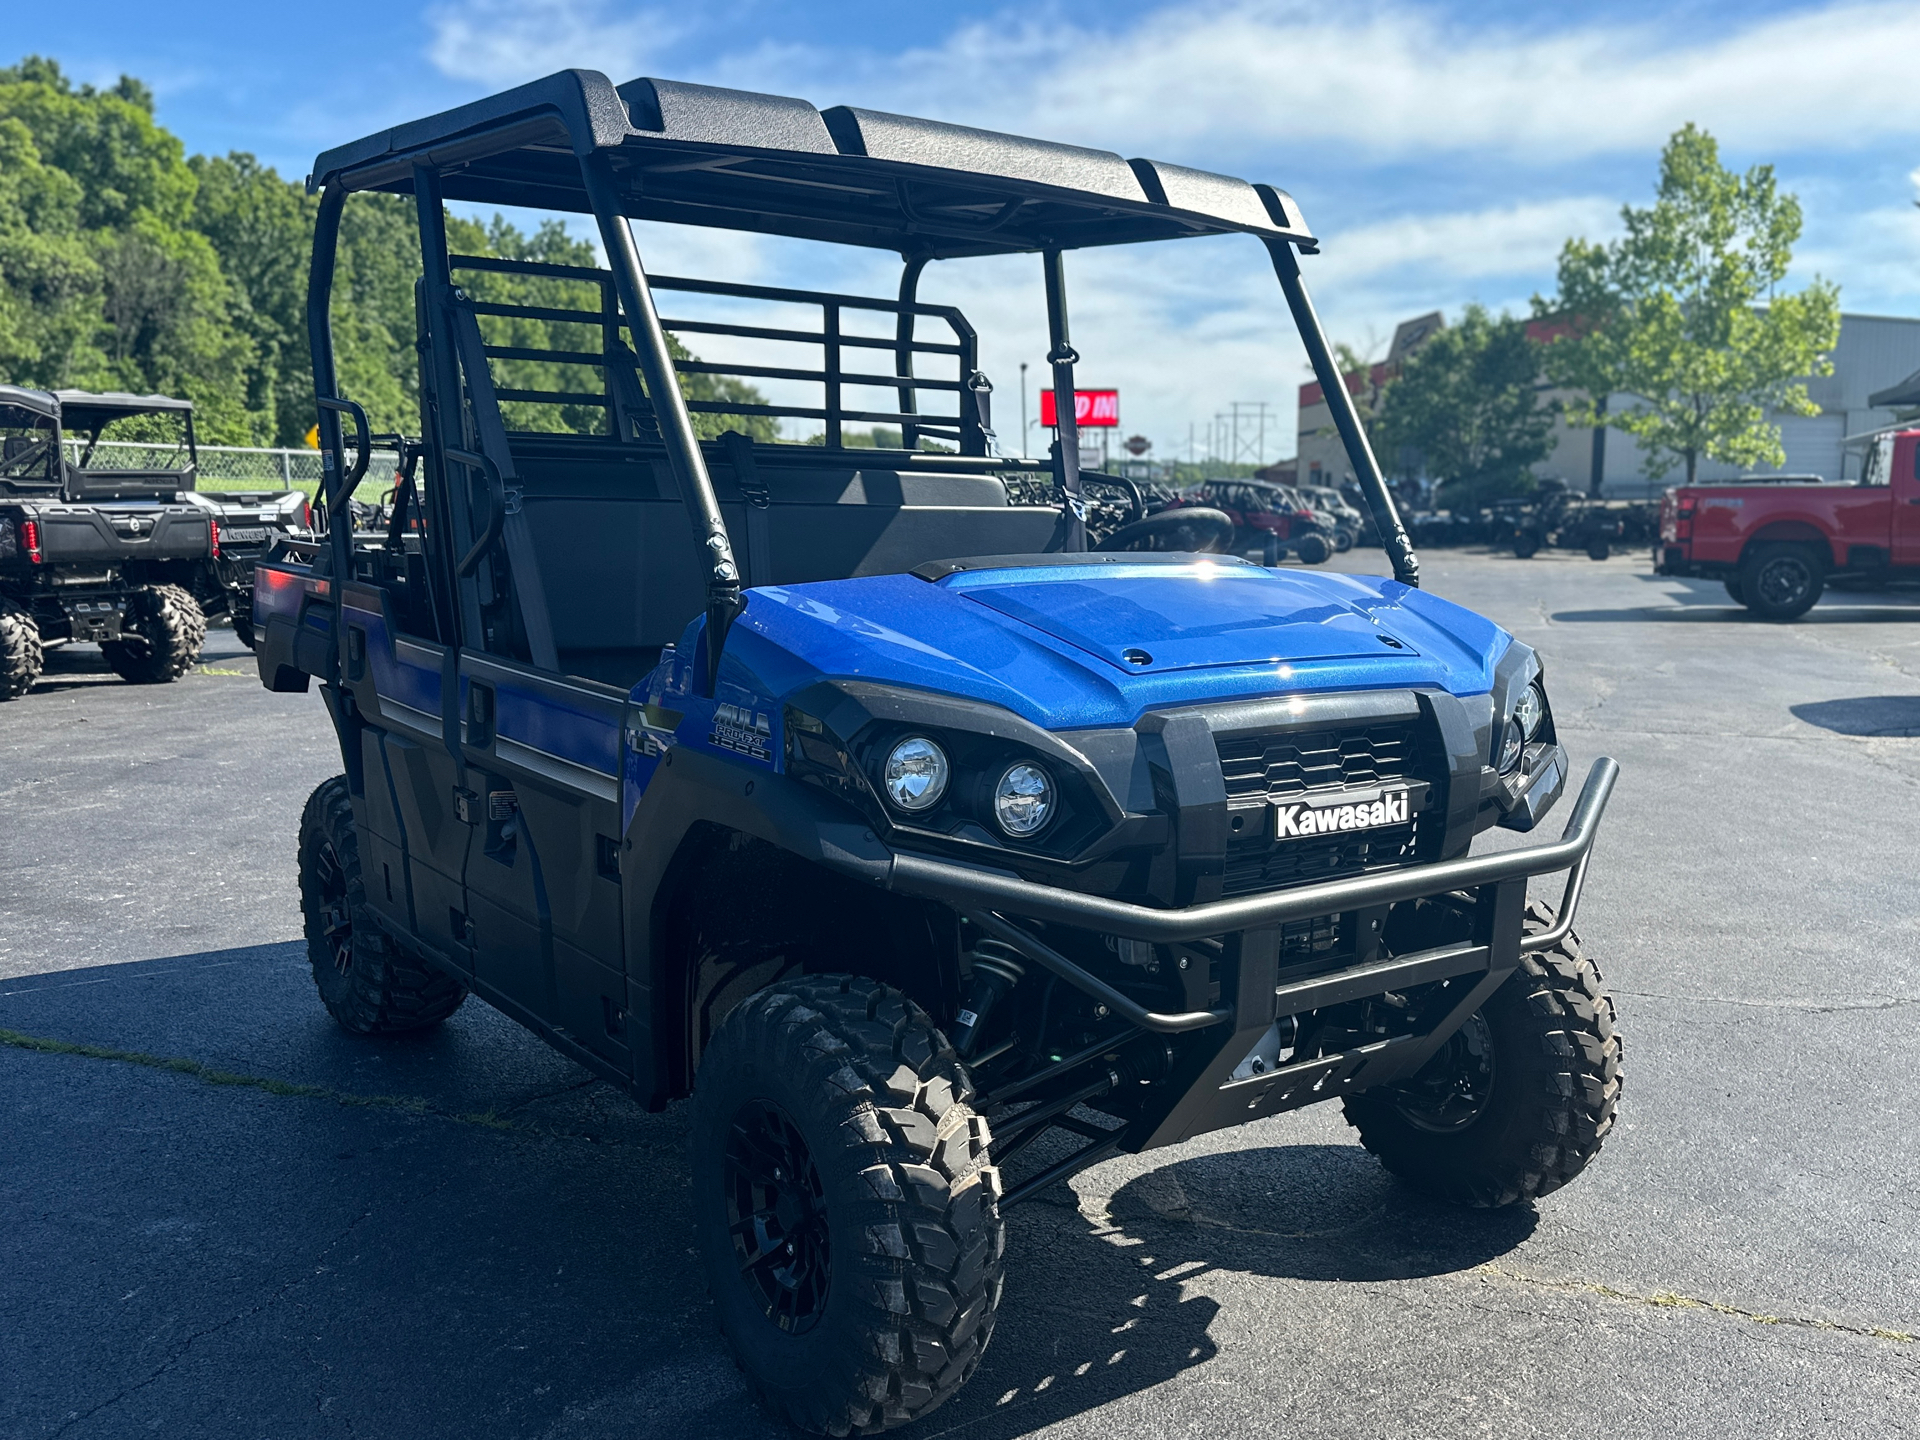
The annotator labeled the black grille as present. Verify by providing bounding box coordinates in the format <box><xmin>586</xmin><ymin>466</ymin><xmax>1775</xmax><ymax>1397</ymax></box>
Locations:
<box><xmin>1216</xmin><ymin>721</ymin><xmax>1443</xmax><ymax>898</ymax></box>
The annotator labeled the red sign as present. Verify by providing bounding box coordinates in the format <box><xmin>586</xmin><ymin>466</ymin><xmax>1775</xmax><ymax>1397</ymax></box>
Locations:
<box><xmin>1040</xmin><ymin>388</ymin><xmax>1120</xmax><ymax>428</ymax></box>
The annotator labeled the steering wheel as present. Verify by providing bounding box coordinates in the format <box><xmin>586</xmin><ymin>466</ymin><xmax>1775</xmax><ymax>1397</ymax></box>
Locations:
<box><xmin>1095</xmin><ymin>506</ymin><xmax>1236</xmax><ymax>554</ymax></box>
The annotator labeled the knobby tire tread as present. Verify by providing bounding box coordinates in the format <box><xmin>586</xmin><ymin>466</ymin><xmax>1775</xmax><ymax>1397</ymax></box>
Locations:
<box><xmin>695</xmin><ymin>974</ymin><xmax>1005</xmax><ymax>1436</ymax></box>
<box><xmin>101</xmin><ymin>582</ymin><xmax>207</xmax><ymax>683</ymax></box>
<box><xmin>0</xmin><ymin>601</ymin><xmax>43</xmax><ymax>699</ymax></box>
<box><xmin>1344</xmin><ymin>899</ymin><xmax>1622</xmax><ymax>1207</ymax></box>
<box><xmin>297</xmin><ymin>776</ymin><xmax>467</xmax><ymax>1034</ymax></box>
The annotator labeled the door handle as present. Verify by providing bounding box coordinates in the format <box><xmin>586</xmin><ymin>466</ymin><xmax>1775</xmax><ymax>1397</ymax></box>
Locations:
<box><xmin>465</xmin><ymin>680</ymin><xmax>495</xmax><ymax>748</ymax></box>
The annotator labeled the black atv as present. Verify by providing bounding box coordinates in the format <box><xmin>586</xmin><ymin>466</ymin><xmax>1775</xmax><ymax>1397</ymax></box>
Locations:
<box><xmin>0</xmin><ymin>386</ymin><xmax>210</xmax><ymax>697</ymax></box>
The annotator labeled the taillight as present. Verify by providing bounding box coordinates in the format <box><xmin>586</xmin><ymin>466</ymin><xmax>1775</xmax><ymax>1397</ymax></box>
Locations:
<box><xmin>209</xmin><ymin>518</ymin><xmax>222</xmax><ymax>558</ymax></box>
<box><xmin>21</xmin><ymin>519</ymin><xmax>42</xmax><ymax>565</ymax></box>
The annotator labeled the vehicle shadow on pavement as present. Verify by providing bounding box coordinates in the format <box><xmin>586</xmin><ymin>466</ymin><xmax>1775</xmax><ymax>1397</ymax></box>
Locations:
<box><xmin>927</xmin><ymin>1144</ymin><xmax>1535</xmax><ymax>1437</ymax></box>
<box><xmin>1790</xmin><ymin>695</ymin><xmax>1920</xmax><ymax>736</ymax></box>
<box><xmin>1549</xmin><ymin>605</ymin><xmax>1920</xmax><ymax>623</ymax></box>
<box><xmin>0</xmin><ymin>951</ymin><xmax>1531</xmax><ymax>1440</ymax></box>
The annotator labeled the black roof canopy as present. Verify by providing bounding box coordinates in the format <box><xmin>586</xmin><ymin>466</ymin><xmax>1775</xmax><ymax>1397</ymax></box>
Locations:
<box><xmin>308</xmin><ymin>71</ymin><xmax>1315</xmax><ymax>260</ymax></box>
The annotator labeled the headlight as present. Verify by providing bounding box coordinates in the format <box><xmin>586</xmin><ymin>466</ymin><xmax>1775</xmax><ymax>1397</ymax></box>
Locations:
<box><xmin>993</xmin><ymin>762</ymin><xmax>1054</xmax><ymax>836</ymax></box>
<box><xmin>1513</xmin><ymin>682</ymin><xmax>1545</xmax><ymax>740</ymax></box>
<box><xmin>1496</xmin><ymin>719</ymin><xmax>1524</xmax><ymax>773</ymax></box>
<box><xmin>883</xmin><ymin>736</ymin><xmax>949</xmax><ymax>811</ymax></box>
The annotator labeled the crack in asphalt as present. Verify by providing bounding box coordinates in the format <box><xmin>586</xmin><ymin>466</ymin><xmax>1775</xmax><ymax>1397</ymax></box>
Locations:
<box><xmin>1477</xmin><ymin>1265</ymin><xmax>1917</xmax><ymax>1346</ymax></box>
<box><xmin>0</xmin><ymin>1028</ymin><xmax>635</xmax><ymax>1146</ymax></box>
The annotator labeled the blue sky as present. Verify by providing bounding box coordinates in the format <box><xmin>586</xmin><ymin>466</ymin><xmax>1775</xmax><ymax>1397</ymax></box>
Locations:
<box><xmin>14</xmin><ymin>0</ymin><xmax>1919</xmax><ymax>460</ymax></box>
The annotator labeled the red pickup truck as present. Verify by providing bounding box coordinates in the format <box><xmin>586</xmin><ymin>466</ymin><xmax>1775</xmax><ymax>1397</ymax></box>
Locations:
<box><xmin>1655</xmin><ymin>427</ymin><xmax>1920</xmax><ymax>619</ymax></box>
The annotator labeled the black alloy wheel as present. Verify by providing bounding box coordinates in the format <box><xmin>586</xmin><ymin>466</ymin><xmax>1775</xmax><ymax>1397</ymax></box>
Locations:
<box><xmin>1739</xmin><ymin>542</ymin><xmax>1824</xmax><ymax>621</ymax></box>
<box><xmin>726</xmin><ymin>1099</ymin><xmax>833</xmax><ymax>1334</ymax></box>
<box><xmin>1389</xmin><ymin>1012</ymin><xmax>1496</xmax><ymax>1133</ymax></box>
<box><xmin>311</xmin><ymin>837</ymin><xmax>355</xmax><ymax>976</ymax></box>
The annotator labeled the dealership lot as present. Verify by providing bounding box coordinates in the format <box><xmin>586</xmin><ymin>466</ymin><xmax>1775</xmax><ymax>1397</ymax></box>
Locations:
<box><xmin>3</xmin><ymin>549</ymin><xmax>1916</xmax><ymax>1439</ymax></box>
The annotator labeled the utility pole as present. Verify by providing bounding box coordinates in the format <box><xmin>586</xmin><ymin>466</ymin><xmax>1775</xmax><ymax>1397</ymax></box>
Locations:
<box><xmin>1019</xmin><ymin>362</ymin><xmax>1029</xmax><ymax>459</ymax></box>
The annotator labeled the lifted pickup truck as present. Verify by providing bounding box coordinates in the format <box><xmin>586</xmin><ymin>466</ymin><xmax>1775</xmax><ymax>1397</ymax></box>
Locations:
<box><xmin>263</xmin><ymin>72</ymin><xmax>1622</xmax><ymax>1434</ymax></box>
<box><xmin>0</xmin><ymin>386</ymin><xmax>210</xmax><ymax>697</ymax></box>
<box><xmin>1656</xmin><ymin>427</ymin><xmax>1920</xmax><ymax>619</ymax></box>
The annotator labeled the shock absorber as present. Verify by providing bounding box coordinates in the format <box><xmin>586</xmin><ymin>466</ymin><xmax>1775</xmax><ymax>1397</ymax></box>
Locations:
<box><xmin>950</xmin><ymin>939</ymin><xmax>1025</xmax><ymax>1059</ymax></box>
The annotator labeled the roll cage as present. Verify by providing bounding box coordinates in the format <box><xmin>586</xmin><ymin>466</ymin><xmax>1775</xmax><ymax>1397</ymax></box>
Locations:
<box><xmin>303</xmin><ymin>70</ymin><xmax>1418</xmax><ymax>703</ymax></box>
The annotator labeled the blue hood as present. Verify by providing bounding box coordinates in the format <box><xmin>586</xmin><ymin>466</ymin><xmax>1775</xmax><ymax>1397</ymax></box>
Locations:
<box><xmin>724</xmin><ymin>559</ymin><xmax>1508</xmax><ymax>730</ymax></box>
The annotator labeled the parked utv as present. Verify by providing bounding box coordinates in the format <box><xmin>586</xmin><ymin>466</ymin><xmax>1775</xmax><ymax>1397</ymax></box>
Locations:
<box><xmin>265</xmin><ymin>73</ymin><xmax>1622</xmax><ymax>1434</ymax></box>
<box><xmin>0</xmin><ymin>386</ymin><xmax>210</xmax><ymax>697</ymax></box>
<box><xmin>1169</xmin><ymin>478</ymin><xmax>1336</xmax><ymax>564</ymax></box>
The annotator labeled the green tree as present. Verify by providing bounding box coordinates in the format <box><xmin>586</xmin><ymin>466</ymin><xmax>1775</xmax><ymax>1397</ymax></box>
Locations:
<box><xmin>1373</xmin><ymin>304</ymin><xmax>1554</xmax><ymax>511</ymax></box>
<box><xmin>0</xmin><ymin>116</ymin><xmax>102</xmax><ymax>385</ymax></box>
<box><xmin>1545</xmin><ymin>124</ymin><xmax>1840</xmax><ymax>485</ymax></box>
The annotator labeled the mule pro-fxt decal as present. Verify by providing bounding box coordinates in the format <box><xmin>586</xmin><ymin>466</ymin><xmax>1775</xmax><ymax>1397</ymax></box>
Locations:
<box><xmin>709</xmin><ymin>700</ymin><xmax>774</xmax><ymax>763</ymax></box>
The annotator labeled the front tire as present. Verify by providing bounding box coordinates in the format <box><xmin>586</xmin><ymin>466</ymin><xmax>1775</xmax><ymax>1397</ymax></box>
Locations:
<box><xmin>1295</xmin><ymin>532</ymin><xmax>1332</xmax><ymax>565</ymax></box>
<box><xmin>1723</xmin><ymin>575</ymin><xmax>1746</xmax><ymax>605</ymax></box>
<box><xmin>1585</xmin><ymin>538</ymin><xmax>1611</xmax><ymax>561</ymax></box>
<box><xmin>691</xmin><ymin>975</ymin><xmax>1003</xmax><ymax>1434</ymax></box>
<box><xmin>297</xmin><ymin>776</ymin><xmax>467</xmax><ymax>1033</ymax></box>
<box><xmin>1739</xmin><ymin>543</ymin><xmax>1823</xmax><ymax>621</ymax></box>
<box><xmin>1343</xmin><ymin>900</ymin><xmax>1621</xmax><ymax>1207</ymax></box>
<box><xmin>101</xmin><ymin>582</ymin><xmax>206</xmax><ymax>683</ymax></box>
<box><xmin>0</xmin><ymin>602</ymin><xmax>43</xmax><ymax>699</ymax></box>
<box><xmin>231</xmin><ymin>599</ymin><xmax>256</xmax><ymax>650</ymax></box>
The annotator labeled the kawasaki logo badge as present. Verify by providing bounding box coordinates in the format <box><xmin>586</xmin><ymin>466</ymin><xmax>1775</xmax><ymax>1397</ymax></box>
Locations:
<box><xmin>1274</xmin><ymin>786</ymin><xmax>1417</xmax><ymax>840</ymax></box>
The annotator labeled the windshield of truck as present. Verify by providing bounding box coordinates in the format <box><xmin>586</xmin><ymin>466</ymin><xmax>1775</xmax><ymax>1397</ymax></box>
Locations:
<box><xmin>0</xmin><ymin>405</ymin><xmax>57</xmax><ymax>482</ymax></box>
<box><xmin>65</xmin><ymin>408</ymin><xmax>193</xmax><ymax>472</ymax></box>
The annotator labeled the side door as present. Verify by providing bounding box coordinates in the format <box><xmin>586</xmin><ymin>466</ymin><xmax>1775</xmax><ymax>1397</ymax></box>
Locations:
<box><xmin>341</xmin><ymin>583</ymin><xmax>476</xmax><ymax>981</ymax></box>
<box><xmin>456</xmin><ymin>652</ymin><xmax>630</xmax><ymax>1068</ymax></box>
<box><xmin>1886</xmin><ymin>435</ymin><xmax>1920</xmax><ymax>568</ymax></box>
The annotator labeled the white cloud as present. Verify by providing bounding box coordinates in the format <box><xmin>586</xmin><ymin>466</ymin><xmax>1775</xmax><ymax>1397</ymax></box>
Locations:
<box><xmin>425</xmin><ymin>0</ymin><xmax>682</xmax><ymax>86</ymax></box>
<box><xmin>714</xmin><ymin>1</ymin><xmax>1920</xmax><ymax>166</ymax></box>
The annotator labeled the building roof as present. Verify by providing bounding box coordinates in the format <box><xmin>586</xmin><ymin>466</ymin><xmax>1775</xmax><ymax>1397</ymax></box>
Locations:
<box><xmin>1869</xmin><ymin>365</ymin><xmax>1920</xmax><ymax>409</ymax></box>
<box><xmin>307</xmin><ymin>71</ymin><xmax>1315</xmax><ymax>261</ymax></box>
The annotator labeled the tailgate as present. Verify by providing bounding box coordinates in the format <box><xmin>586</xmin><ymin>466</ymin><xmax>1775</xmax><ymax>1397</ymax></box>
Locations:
<box><xmin>38</xmin><ymin>506</ymin><xmax>212</xmax><ymax>563</ymax></box>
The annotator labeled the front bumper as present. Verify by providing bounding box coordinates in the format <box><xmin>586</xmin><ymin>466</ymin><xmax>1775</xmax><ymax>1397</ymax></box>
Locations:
<box><xmin>866</xmin><ymin>756</ymin><xmax>1619</xmax><ymax>1152</ymax></box>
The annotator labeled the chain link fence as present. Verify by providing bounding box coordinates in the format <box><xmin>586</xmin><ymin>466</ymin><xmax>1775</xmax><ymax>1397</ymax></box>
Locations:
<box><xmin>64</xmin><ymin>440</ymin><xmax>396</xmax><ymax>502</ymax></box>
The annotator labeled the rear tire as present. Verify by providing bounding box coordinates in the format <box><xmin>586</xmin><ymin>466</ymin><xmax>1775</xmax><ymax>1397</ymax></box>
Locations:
<box><xmin>1343</xmin><ymin>900</ymin><xmax>1621</xmax><ymax>1207</ymax></box>
<box><xmin>1334</xmin><ymin>527</ymin><xmax>1354</xmax><ymax>553</ymax></box>
<box><xmin>231</xmin><ymin>604</ymin><xmax>256</xmax><ymax>651</ymax></box>
<box><xmin>1512</xmin><ymin>534</ymin><xmax>1540</xmax><ymax>559</ymax></box>
<box><xmin>101</xmin><ymin>582</ymin><xmax>206</xmax><ymax>683</ymax></box>
<box><xmin>1295</xmin><ymin>532</ymin><xmax>1332</xmax><ymax>565</ymax></box>
<box><xmin>0</xmin><ymin>602</ymin><xmax>43</xmax><ymax>700</ymax></box>
<box><xmin>692</xmin><ymin>974</ymin><xmax>1003</xmax><ymax>1435</ymax></box>
<box><xmin>1585</xmin><ymin>538</ymin><xmax>1611</xmax><ymax>561</ymax></box>
<box><xmin>297</xmin><ymin>776</ymin><xmax>467</xmax><ymax>1034</ymax></box>
<box><xmin>1739</xmin><ymin>542</ymin><xmax>1824</xmax><ymax>621</ymax></box>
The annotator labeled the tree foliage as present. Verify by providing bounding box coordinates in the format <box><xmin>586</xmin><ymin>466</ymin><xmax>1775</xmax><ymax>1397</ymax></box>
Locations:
<box><xmin>1541</xmin><ymin>124</ymin><xmax>1840</xmax><ymax>485</ymax></box>
<box><xmin>0</xmin><ymin>54</ymin><xmax>772</xmax><ymax>447</ymax></box>
<box><xmin>1372</xmin><ymin>305</ymin><xmax>1554</xmax><ymax>510</ymax></box>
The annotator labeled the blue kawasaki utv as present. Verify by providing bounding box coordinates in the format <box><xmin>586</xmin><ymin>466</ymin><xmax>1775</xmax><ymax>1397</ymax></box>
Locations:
<box><xmin>258</xmin><ymin>72</ymin><xmax>1621</xmax><ymax>1435</ymax></box>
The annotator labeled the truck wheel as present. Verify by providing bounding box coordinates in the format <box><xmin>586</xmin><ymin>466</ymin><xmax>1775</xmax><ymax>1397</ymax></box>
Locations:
<box><xmin>101</xmin><ymin>583</ymin><xmax>207</xmax><ymax>683</ymax></box>
<box><xmin>1296</xmin><ymin>532</ymin><xmax>1332</xmax><ymax>565</ymax></box>
<box><xmin>691</xmin><ymin>975</ymin><xmax>1003</xmax><ymax>1435</ymax></box>
<box><xmin>1342</xmin><ymin>900</ymin><xmax>1621</xmax><ymax>1207</ymax></box>
<box><xmin>1739</xmin><ymin>543</ymin><xmax>1824</xmax><ymax>621</ymax></box>
<box><xmin>297</xmin><ymin>776</ymin><xmax>467</xmax><ymax>1034</ymax></box>
<box><xmin>0</xmin><ymin>602</ymin><xmax>43</xmax><ymax>700</ymax></box>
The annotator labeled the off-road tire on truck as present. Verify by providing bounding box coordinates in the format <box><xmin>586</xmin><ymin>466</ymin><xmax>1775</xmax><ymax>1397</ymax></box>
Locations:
<box><xmin>1738</xmin><ymin>542</ymin><xmax>1824</xmax><ymax>622</ymax></box>
<box><xmin>297</xmin><ymin>776</ymin><xmax>469</xmax><ymax>1033</ymax></box>
<box><xmin>1342</xmin><ymin>899</ymin><xmax>1620</xmax><ymax>1207</ymax></box>
<box><xmin>0</xmin><ymin>602</ymin><xmax>43</xmax><ymax>700</ymax></box>
<box><xmin>691</xmin><ymin>974</ymin><xmax>1004</xmax><ymax>1436</ymax></box>
<box><xmin>100</xmin><ymin>582</ymin><xmax>207</xmax><ymax>684</ymax></box>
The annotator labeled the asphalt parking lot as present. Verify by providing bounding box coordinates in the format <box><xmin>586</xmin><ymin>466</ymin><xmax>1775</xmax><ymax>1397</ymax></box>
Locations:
<box><xmin>3</xmin><ymin>548</ymin><xmax>1917</xmax><ymax>1439</ymax></box>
